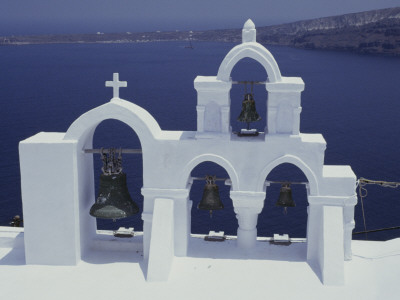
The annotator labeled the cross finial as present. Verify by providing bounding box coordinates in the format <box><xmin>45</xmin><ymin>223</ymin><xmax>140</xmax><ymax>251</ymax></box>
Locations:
<box><xmin>105</xmin><ymin>73</ymin><xmax>127</xmax><ymax>99</ymax></box>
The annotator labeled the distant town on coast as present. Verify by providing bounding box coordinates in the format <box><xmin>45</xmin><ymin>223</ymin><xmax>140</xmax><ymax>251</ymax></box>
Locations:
<box><xmin>1</xmin><ymin>7</ymin><xmax>399</xmax><ymax>56</ymax></box>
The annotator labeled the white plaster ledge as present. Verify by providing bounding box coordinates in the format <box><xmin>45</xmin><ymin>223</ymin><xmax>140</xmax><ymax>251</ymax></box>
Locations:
<box><xmin>20</xmin><ymin>132</ymin><xmax>69</xmax><ymax>144</ymax></box>
<box><xmin>141</xmin><ymin>187</ymin><xmax>189</xmax><ymax>199</ymax></box>
<box><xmin>194</xmin><ymin>76</ymin><xmax>232</xmax><ymax>89</ymax></box>
<box><xmin>299</xmin><ymin>133</ymin><xmax>326</xmax><ymax>145</ymax></box>
<box><xmin>265</xmin><ymin>77</ymin><xmax>305</xmax><ymax>92</ymax></box>
<box><xmin>323</xmin><ymin>165</ymin><xmax>356</xmax><ymax>179</ymax></box>
<box><xmin>195</xmin><ymin>132</ymin><xmax>231</xmax><ymax>140</ymax></box>
<box><xmin>308</xmin><ymin>195</ymin><xmax>358</xmax><ymax>206</ymax></box>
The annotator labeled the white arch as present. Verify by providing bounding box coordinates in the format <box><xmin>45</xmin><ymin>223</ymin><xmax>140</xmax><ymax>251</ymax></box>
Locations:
<box><xmin>216</xmin><ymin>43</ymin><xmax>282</xmax><ymax>83</ymax></box>
<box><xmin>64</xmin><ymin>98</ymin><xmax>161</xmax><ymax>148</ymax></box>
<box><xmin>257</xmin><ymin>155</ymin><xmax>319</xmax><ymax>195</ymax></box>
<box><xmin>179</xmin><ymin>154</ymin><xmax>240</xmax><ymax>191</ymax></box>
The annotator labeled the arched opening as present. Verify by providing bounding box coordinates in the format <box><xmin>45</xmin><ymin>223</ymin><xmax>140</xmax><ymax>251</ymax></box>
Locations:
<box><xmin>189</xmin><ymin>161</ymin><xmax>237</xmax><ymax>236</ymax></box>
<box><xmin>258</xmin><ymin>163</ymin><xmax>309</xmax><ymax>238</ymax></box>
<box><xmin>91</xmin><ymin>119</ymin><xmax>143</xmax><ymax>232</ymax></box>
<box><xmin>229</xmin><ymin>58</ymin><xmax>268</xmax><ymax>134</ymax></box>
<box><xmin>64</xmin><ymin>99</ymin><xmax>160</xmax><ymax>255</ymax></box>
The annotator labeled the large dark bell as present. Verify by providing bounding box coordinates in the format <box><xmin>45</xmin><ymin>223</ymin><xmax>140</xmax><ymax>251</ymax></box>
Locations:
<box><xmin>198</xmin><ymin>179</ymin><xmax>224</xmax><ymax>211</ymax></box>
<box><xmin>237</xmin><ymin>93</ymin><xmax>261</xmax><ymax>123</ymax></box>
<box><xmin>276</xmin><ymin>183</ymin><xmax>296</xmax><ymax>207</ymax></box>
<box><xmin>90</xmin><ymin>172</ymin><xmax>139</xmax><ymax>219</ymax></box>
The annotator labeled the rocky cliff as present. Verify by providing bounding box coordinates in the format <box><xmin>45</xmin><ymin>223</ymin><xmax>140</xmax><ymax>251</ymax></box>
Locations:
<box><xmin>193</xmin><ymin>7</ymin><xmax>400</xmax><ymax>56</ymax></box>
<box><xmin>256</xmin><ymin>6</ymin><xmax>400</xmax><ymax>55</ymax></box>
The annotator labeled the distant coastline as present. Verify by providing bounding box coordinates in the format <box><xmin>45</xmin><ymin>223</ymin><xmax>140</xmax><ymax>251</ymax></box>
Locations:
<box><xmin>1</xmin><ymin>6</ymin><xmax>399</xmax><ymax>56</ymax></box>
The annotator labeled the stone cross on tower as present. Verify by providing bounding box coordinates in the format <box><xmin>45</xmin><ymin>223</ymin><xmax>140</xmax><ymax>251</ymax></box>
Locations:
<box><xmin>105</xmin><ymin>73</ymin><xmax>127</xmax><ymax>99</ymax></box>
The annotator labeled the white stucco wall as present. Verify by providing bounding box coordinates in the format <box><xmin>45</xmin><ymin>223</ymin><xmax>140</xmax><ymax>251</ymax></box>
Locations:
<box><xmin>18</xmin><ymin>20</ymin><xmax>357</xmax><ymax>285</ymax></box>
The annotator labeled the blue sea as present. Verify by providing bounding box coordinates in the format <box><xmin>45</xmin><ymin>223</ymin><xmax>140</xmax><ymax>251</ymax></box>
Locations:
<box><xmin>1</xmin><ymin>41</ymin><xmax>400</xmax><ymax>240</ymax></box>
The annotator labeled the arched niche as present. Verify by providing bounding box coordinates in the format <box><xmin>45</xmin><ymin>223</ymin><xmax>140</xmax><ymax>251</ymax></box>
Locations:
<box><xmin>258</xmin><ymin>162</ymin><xmax>309</xmax><ymax>239</ymax></box>
<box><xmin>91</xmin><ymin>119</ymin><xmax>144</xmax><ymax>231</ymax></box>
<box><xmin>179</xmin><ymin>154</ymin><xmax>240</xmax><ymax>191</ymax></box>
<box><xmin>229</xmin><ymin>57</ymin><xmax>268</xmax><ymax>133</ymax></box>
<box><xmin>257</xmin><ymin>155</ymin><xmax>319</xmax><ymax>196</ymax></box>
<box><xmin>62</xmin><ymin>98</ymin><xmax>161</xmax><ymax>252</ymax></box>
<box><xmin>188</xmin><ymin>161</ymin><xmax>237</xmax><ymax>236</ymax></box>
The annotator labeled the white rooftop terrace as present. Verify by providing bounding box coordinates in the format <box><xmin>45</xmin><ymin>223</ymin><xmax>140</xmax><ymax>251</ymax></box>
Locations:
<box><xmin>1</xmin><ymin>227</ymin><xmax>399</xmax><ymax>300</ymax></box>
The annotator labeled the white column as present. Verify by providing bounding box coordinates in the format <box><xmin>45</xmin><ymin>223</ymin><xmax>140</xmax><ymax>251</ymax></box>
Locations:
<box><xmin>173</xmin><ymin>191</ymin><xmax>191</xmax><ymax>257</ymax></box>
<box><xmin>235</xmin><ymin>208</ymin><xmax>260</xmax><ymax>249</ymax></box>
<box><xmin>196</xmin><ymin>105</ymin><xmax>205</xmax><ymax>132</ymax></box>
<box><xmin>267</xmin><ymin>107</ymin><xmax>277</xmax><ymax>134</ymax></box>
<box><xmin>19</xmin><ymin>133</ymin><xmax>81</xmax><ymax>265</ymax></box>
<box><xmin>142</xmin><ymin>188</ymin><xmax>191</xmax><ymax>258</ymax></box>
<box><xmin>194</xmin><ymin>76</ymin><xmax>232</xmax><ymax>138</ymax></box>
<box><xmin>307</xmin><ymin>196</ymin><xmax>350</xmax><ymax>286</ymax></box>
<box><xmin>230</xmin><ymin>191</ymin><xmax>265</xmax><ymax>250</ymax></box>
<box><xmin>265</xmin><ymin>78</ymin><xmax>304</xmax><ymax>136</ymax></box>
<box><xmin>321</xmin><ymin>206</ymin><xmax>345</xmax><ymax>285</ymax></box>
<box><xmin>306</xmin><ymin>203</ymin><xmax>322</xmax><ymax>262</ymax></box>
<box><xmin>147</xmin><ymin>198</ymin><xmax>174</xmax><ymax>282</ymax></box>
<box><xmin>343</xmin><ymin>200</ymin><xmax>357</xmax><ymax>260</ymax></box>
<box><xmin>292</xmin><ymin>106</ymin><xmax>302</xmax><ymax>135</ymax></box>
<box><xmin>141</xmin><ymin>212</ymin><xmax>153</xmax><ymax>262</ymax></box>
<box><xmin>220</xmin><ymin>105</ymin><xmax>230</xmax><ymax>133</ymax></box>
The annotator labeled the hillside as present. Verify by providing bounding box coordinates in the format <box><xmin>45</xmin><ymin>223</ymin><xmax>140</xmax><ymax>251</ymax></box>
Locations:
<box><xmin>195</xmin><ymin>7</ymin><xmax>400</xmax><ymax>55</ymax></box>
<box><xmin>257</xmin><ymin>6</ymin><xmax>400</xmax><ymax>55</ymax></box>
<box><xmin>1</xmin><ymin>7</ymin><xmax>399</xmax><ymax>56</ymax></box>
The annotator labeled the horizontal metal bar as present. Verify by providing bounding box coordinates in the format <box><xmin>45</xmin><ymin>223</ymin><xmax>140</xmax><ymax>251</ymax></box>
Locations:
<box><xmin>232</xmin><ymin>81</ymin><xmax>266</xmax><ymax>85</ymax></box>
<box><xmin>191</xmin><ymin>177</ymin><xmax>307</xmax><ymax>185</ymax></box>
<box><xmin>265</xmin><ymin>180</ymin><xmax>308</xmax><ymax>185</ymax></box>
<box><xmin>84</xmin><ymin>148</ymin><xmax>142</xmax><ymax>154</ymax></box>
<box><xmin>191</xmin><ymin>177</ymin><xmax>227</xmax><ymax>182</ymax></box>
<box><xmin>353</xmin><ymin>226</ymin><xmax>400</xmax><ymax>235</ymax></box>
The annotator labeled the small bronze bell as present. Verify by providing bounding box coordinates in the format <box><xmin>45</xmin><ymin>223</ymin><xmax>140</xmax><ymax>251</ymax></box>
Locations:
<box><xmin>237</xmin><ymin>93</ymin><xmax>261</xmax><ymax>130</ymax></box>
<box><xmin>90</xmin><ymin>148</ymin><xmax>139</xmax><ymax>220</ymax></box>
<box><xmin>198</xmin><ymin>175</ymin><xmax>223</xmax><ymax>217</ymax></box>
<box><xmin>275</xmin><ymin>183</ymin><xmax>295</xmax><ymax>214</ymax></box>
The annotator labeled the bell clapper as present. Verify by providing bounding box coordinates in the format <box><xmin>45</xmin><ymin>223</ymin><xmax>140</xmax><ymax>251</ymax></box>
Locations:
<box><xmin>283</xmin><ymin>207</ymin><xmax>288</xmax><ymax>215</ymax></box>
<box><xmin>209</xmin><ymin>210</ymin><xmax>213</xmax><ymax>218</ymax></box>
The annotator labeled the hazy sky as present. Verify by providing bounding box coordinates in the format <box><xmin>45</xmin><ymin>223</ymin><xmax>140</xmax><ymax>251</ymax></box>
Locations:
<box><xmin>1</xmin><ymin>0</ymin><xmax>399</xmax><ymax>35</ymax></box>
